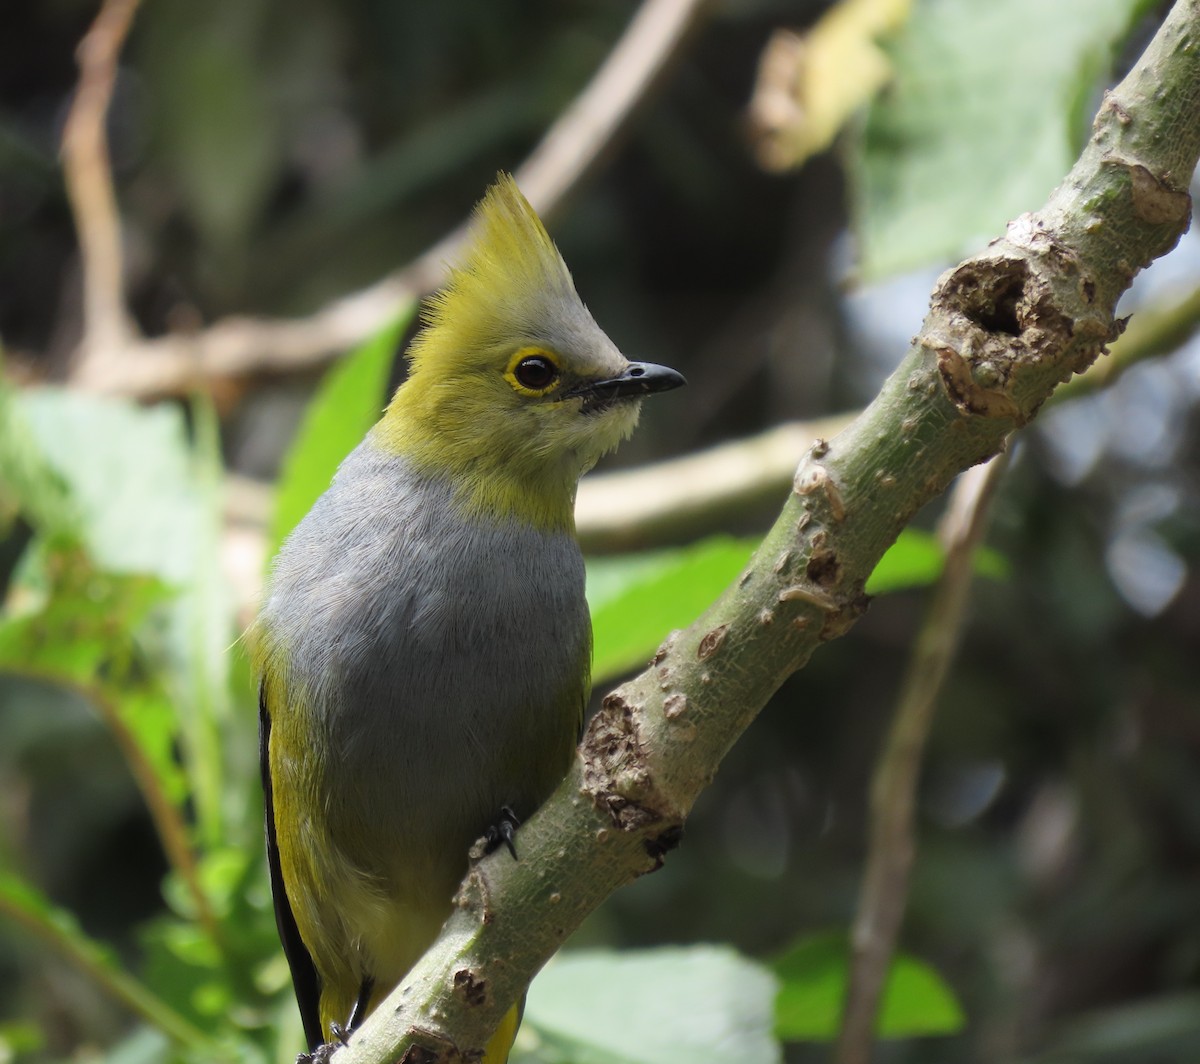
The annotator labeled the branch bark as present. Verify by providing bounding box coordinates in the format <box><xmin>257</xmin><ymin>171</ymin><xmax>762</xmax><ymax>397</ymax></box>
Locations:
<box><xmin>332</xmin><ymin>4</ymin><xmax>1200</xmax><ymax>1060</ymax></box>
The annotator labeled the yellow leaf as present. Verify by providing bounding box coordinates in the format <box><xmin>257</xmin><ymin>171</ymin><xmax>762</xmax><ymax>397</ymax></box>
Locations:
<box><xmin>748</xmin><ymin>0</ymin><xmax>911</xmax><ymax>170</ymax></box>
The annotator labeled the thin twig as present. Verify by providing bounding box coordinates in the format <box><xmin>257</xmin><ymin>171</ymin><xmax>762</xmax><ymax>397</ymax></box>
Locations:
<box><xmin>57</xmin><ymin>0</ymin><xmax>223</xmax><ymax>950</ymax></box>
<box><xmin>7</xmin><ymin>667</ymin><xmax>222</xmax><ymax>952</ymax></box>
<box><xmin>61</xmin><ymin>0</ymin><xmax>141</xmax><ymax>374</ymax></box>
<box><xmin>515</xmin><ymin>0</ymin><xmax>704</xmax><ymax>210</ymax></box>
<box><xmin>0</xmin><ymin>874</ymin><xmax>211</xmax><ymax>1048</ymax></box>
<box><xmin>70</xmin><ymin>0</ymin><xmax>710</xmax><ymax>396</ymax></box>
<box><xmin>576</xmin><ymin>412</ymin><xmax>853</xmax><ymax>551</ymax></box>
<box><xmin>90</xmin><ymin>686</ymin><xmax>222</xmax><ymax>944</ymax></box>
<box><xmin>834</xmin><ymin>455</ymin><xmax>1008</xmax><ymax>1064</ymax></box>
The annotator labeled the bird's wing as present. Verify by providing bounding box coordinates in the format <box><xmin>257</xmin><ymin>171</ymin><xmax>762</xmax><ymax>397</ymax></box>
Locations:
<box><xmin>259</xmin><ymin>681</ymin><xmax>325</xmax><ymax>1051</ymax></box>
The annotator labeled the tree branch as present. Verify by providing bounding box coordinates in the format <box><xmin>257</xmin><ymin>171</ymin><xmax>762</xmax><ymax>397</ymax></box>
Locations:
<box><xmin>68</xmin><ymin>0</ymin><xmax>708</xmax><ymax>396</ymax></box>
<box><xmin>61</xmin><ymin>0</ymin><xmax>142</xmax><ymax>376</ymax></box>
<box><xmin>835</xmin><ymin>455</ymin><xmax>1007</xmax><ymax>1064</ymax></box>
<box><xmin>575</xmin><ymin>413</ymin><xmax>853</xmax><ymax>551</ymax></box>
<box><xmin>332</xmin><ymin>4</ymin><xmax>1200</xmax><ymax>1059</ymax></box>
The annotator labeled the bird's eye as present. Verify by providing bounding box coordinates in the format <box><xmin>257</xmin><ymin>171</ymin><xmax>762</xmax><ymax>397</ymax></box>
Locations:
<box><xmin>514</xmin><ymin>355</ymin><xmax>559</xmax><ymax>391</ymax></box>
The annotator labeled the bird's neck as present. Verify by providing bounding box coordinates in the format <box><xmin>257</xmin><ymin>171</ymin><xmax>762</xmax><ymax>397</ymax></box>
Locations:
<box><xmin>371</xmin><ymin>389</ymin><xmax>579</xmax><ymax>535</ymax></box>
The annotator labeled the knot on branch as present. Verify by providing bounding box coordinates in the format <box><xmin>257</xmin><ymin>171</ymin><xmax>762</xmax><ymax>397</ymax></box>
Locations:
<box><xmin>1126</xmin><ymin>161</ymin><xmax>1192</xmax><ymax>226</ymax></box>
<box><xmin>580</xmin><ymin>693</ymin><xmax>677</xmax><ymax>857</ymax></box>
<box><xmin>929</xmin><ymin>242</ymin><xmax>1115</xmax><ymax>423</ymax></box>
<box><xmin>452</xmin><ymin>968</ymin><xmax>489</xmax><ymax>1008</ymax></box>
<box><xmin>397</xmin><ymin>1027</ymin><xmax>463</xmax><ymax>1064</ymax></box>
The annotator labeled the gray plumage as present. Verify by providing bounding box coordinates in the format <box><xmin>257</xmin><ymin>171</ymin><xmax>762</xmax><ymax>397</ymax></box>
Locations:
<box><xmin>258</xmin><ymin>437</ymin><xmax>588</xmax><ymax>1027</ymax></box>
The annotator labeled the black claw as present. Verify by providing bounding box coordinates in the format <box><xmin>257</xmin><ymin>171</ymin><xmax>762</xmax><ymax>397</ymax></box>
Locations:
<box><xmin>296</xmin><ymin>1042</ymin><xmax>340</xmax><ymax>1064</ymax></box>
<box><xmin>347</xmin><ymin>976</ymin><xmax>374</xmax><ymax>1033</ymax></box>
<box><xmin>484</xmin><ymin>805</ymin><xmax>521</xmax><ymax>860</ymax></box>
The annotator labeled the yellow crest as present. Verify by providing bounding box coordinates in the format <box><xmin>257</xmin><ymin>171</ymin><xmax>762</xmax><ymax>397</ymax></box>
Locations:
<box><xmin>406</xmin><ymin>174</ymin><xmax>576</xmax><ymax>374</ymax></box>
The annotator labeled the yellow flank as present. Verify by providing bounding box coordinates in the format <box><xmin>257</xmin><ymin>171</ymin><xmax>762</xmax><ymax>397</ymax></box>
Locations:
<box><xmin>483</xmin><ymin>1005</ymin><xmax>522</xmax><ymax>1063</ymax></box>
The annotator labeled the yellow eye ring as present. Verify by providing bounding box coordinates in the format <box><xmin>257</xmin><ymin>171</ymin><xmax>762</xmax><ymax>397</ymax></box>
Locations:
<box><xmin>505</xmin><ymin>347</ymin><xmax>562</xmax><ymax>396</ymax></box>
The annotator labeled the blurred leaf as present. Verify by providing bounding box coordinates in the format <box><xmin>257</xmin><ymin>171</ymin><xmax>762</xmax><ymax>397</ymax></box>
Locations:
<box><xmin>522</xmin><ymin>946</ymin><xmax>780</xmax><ymax>1064</ymax></box>
<box><xmin>15</xmin><ymin>390</ymin><xmax>205</xmax><ymax>585</ymax></box>
<box><xmin>149</xmin><ymin>845</ymin><xmax>285</xmax><ymax>1038</ymax></box>
<box><xmin>1026</xmin><ymin>991</ymin><xmax>1200</xmax><ymax>1063</ymax></box>
<box><xmin>773</xmin><ymin>930</ymin><xmax>963</xmax><ymax>1041</ymax></box>
<box><xmin>588</xmin><ymin>530</ymin><xmax>1004</xmax><ymax>684</ymax></box>
<box><xmin>0</xmin><ymin>546</ymin><xmax>188</xmax><ymax>806</ymax></box>
<box><xmin>139</xmin><ymin>915</ymin><xmax>229</xmax><ymax>1026</ymax></box>
<box><xmin>8</xmin><ymin>387</ymin><xmax>244</xmax><ymax>849</ymax></box>
<box><xmin>749</xmin><ymin>0</ymin><xmax>911</xmax><ymax>170</ymax></box>
<box><xmin>97</xmin><ymin>1027</ymin><xmax>173</xmax><ymax>1064</ymax></box>
<box><xmin>0</xmin><ymin>869</ymin><xmax>123</xmax><ymax>968</ymax></box>
<box><xmin>0</xmin><ymin>544</ymin><xmax>171</xmax><ymax>662</ymax></box>
<box><xmin>0</xmin><ymin>1020</ymin><xmax>45</xmax><ymax>1057</ymax></box>
<box><xmin>866</xmin><ymin>528</ymin><xmax>946</xmax><ymax>595</ymax></box>
<box><xmin>853</xmin><ymin>0</ymin><xmax>1158</xmax><ymax>278</ymax></box>
<box><xmin>268</xmin><ymin>314</ymin><xmax>411</xmax><ymax>559</ymax></box>
<box><xmin>173</xmin><ymin>397</ymin><xmax>237</xmax><ymax>849</ymax></box>
<box><xmin>0</xmin><ymin>378</ymin><xmax>78</xmax><ymax>539</ymax></box>
<box><xmin>140</xmin><ymin>0</ymin><xmax>282</xmax><ymax>246</ymax></box>
<box><xmin>588</xmin><ymin>537</ymin><xmax>759</xmax><ymax>685</ymax></box>
<box><xmin>869</xmin><ymin>528</ymin><xmax>1007</xmax><ymax>594</ymax></box>
<box><xmin>0</xmin><ymin>872</ymin><xmax>208</xmax><ymax>1049</ymax></box>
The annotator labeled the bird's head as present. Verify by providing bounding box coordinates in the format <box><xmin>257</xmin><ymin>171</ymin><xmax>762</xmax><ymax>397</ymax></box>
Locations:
<box><xmin>376</xmin><ymin>174</ymin><xmax>684</xmax><ymax>530</ymax></box>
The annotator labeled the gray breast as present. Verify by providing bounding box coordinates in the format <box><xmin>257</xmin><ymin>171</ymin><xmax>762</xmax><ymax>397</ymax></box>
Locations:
<box><xmin>261</xmin><ymin>441</ymin><xmax>589</xmax><ymax>876</ymax></box>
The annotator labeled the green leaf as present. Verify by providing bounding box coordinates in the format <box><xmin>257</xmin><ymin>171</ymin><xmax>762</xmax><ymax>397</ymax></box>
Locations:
<box><xmin>853</xmin><ymin>0</ymin><xmax>1158</xmax><ymax>279</ymax></box>
<box><xmin>588</xmin><ymin>537</ymin><xmax>760</xmax><ymax>686</ymax></box>
<box><xmin>0</xmin><ymin>872</ymin><xmax>209</xmax><ymax>1050</ymax></box>
<box><xmin>172</xmin><ymin>396</ymin><xmax>237</xmax><ymax>848</ymax></box>
<box><xmin>0</xmin><ymin>549</ymin><xmax>188</xmax><ymax>807</ymax></box>
<box><xmin>268</xmin><ymin>315</ymin><xmax>411</xmax><ymax>559</ymax></box>
<box><xmin>0</xmin><ymin>871</ymin><xmax>126</xmax><ymax>986</ymax></box>
<box><xmin>4</xmin><ymin>386</ymin><xmax>244</xmax><ymax>846</ymax></box>
<box><xmin>139</xmin><ymin>1</ymin><xmax>282</xmax><ymax>246</ymax></box>
<box><xmin>522</xmin><ymin>947</ymin><xmax>781</xmax><ymax>1064</ymax></box>
<box><xmin>587</xmin><ymin>530</ymin><xmax>1004</xmax><ymax>686</ymax></box>
<box><xmin>773</xmin><ymin>931</ymin><xmax>964</xmax><ymax>1041</ymax></box>
<box><xmin>868</xmin><ymin>528</ymin><xmax>1007</xmax><ymax>594</ymax></box>
<box><xmin>0</xmin><ymin>1021</ymin><xmax>45</xmax><ymax>1058</ymax></box>
<box><xmin>15</xmin><ymin>390</ymin><xmax>205</xmax><ymax>586</ymax></box>
<box><xmin>866</xmin><ymin>529</ymin><xmax>946</xmax><ymax>595</ymax></box>
<box><xmin>0</xmin><ymin>378</ymin><xmax>78</xmax><ymax>539</ymax></box>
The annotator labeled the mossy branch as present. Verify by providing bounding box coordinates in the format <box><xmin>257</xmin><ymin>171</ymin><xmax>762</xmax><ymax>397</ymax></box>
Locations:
<box><xmin>338</xmin><ymin>4</ymin><xmax>1200</xmax><ymax>1061</ymax></box>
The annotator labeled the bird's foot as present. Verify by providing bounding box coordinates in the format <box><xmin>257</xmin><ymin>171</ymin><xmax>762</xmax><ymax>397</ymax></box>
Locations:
<box><xmin>483</xmin><ymin>805</ymin><xmax>521</xmax><ymax>860</ymax></box>
<box><xmin>295</xmin><ymin>1042</ymin><xmax>339</xmax><ymax>1064</ymax></box>
<box><xmin>294</xmin><ymin>1024</ymin><xmax>352</xmax><ymax>1064</ymax></box>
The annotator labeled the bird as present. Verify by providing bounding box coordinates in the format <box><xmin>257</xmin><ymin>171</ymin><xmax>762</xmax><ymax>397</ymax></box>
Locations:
<box><xmin>252</xmin><ymin>173</ymin><xmax>685</xmax><ymax>1062</ymax></box>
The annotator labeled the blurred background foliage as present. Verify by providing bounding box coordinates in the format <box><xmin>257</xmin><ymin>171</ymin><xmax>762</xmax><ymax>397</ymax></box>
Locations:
<box><xmin>2</xmin><ymin>0</ymin><xmax>1200</xmax><ymax>1061</ymax></box>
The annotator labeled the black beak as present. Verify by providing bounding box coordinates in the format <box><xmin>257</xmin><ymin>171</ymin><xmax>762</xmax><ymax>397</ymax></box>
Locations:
<box><xmin>565</xmin><ymin>361</ymin><xmax>687</xmax><ymax>409</ymax></box>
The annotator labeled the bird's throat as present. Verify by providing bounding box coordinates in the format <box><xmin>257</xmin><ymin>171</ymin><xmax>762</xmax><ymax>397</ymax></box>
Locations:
<box><xmin>370</xmin><ymin>426</ymin><xmax>577</xmax><ymax>534</ymax></box>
